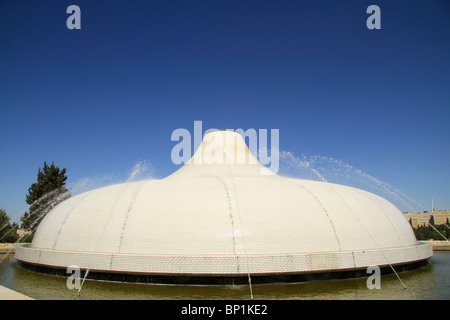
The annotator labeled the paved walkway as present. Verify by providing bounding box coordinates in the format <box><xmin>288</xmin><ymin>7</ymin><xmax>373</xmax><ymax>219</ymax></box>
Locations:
<box><xmin>0</xmin><ymin>243</ymin><xmax>29</xmax><ymax>254</ymax></box>
<box><xmin>422</xmin><ymin>240</ymin><xmax>450</xmax><ymax>251</ymax></box>
<box><xmin>0</xmin><ymin>285</ymin><xmax>34</xmax><ymax>300</ymax></box>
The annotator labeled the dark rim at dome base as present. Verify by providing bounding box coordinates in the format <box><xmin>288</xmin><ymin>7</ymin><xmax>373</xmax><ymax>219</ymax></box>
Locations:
<box><xmin>17</xmin><ymin>259</ymin><xmax>429</xmax><ymax>285</ymax></box>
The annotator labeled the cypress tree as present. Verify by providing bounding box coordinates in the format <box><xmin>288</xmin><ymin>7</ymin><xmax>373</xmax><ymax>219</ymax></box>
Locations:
<box><xmin>20</xmin><ymin>162</ymin><xmax>71</xmax><ymax>238</ymax></box>
<box><xmin>428</xmin><ymin>215</ymin><xmax>435</xmax><ymax>227</ymax></box>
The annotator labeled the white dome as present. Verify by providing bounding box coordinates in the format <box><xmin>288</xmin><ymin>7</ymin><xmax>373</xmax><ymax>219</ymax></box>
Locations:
<box><xmin>16</xmin><ymin>130</ymin><xmax>432</xmax><ymax>280</ymax></box>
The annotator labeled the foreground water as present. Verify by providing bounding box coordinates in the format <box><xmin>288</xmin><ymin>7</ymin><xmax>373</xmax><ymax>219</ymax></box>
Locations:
<box><xmin>0</xmin><ymin>251</ymin><xmax>449</xmax><ymax>300</ymax></box>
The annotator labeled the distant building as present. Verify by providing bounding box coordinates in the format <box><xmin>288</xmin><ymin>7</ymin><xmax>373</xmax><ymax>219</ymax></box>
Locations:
<box><xmin>404</xmin><ymin>210</ymin><xmax>450</xmax><ymax>228</ymax></box>
<box><xmin>16</xmin><ymin>229</ymin><xmax>31</xmax><ymax>238</ymax></box>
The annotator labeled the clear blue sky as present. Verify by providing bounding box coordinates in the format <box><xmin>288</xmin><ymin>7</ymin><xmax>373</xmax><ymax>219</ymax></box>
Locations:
<box><xmin>1</xmin><ymin>1</ymin><xmax>449</xmax><ymax>221</ymax></box>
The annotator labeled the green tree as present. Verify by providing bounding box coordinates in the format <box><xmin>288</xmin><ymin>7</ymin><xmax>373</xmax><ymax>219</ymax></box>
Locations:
<box><xmin>20</xmin><ymin>162</ymin><xmax>71</xmax><ymax>237</ymax></box>
<box><xmin>413</xmin><ymin>222</ymin><xmax>449</xmax><ymax>241</ymax></box>
<box><xmin>0</xmin><ymin>208</ymin><xmax>19</xmax><ymax>243</ymax></box>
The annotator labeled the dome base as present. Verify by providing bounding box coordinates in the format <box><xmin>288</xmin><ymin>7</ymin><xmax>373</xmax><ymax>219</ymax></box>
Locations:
<box><xmin>15</xmin><ymin>242</ymin><xmax>432</xmax><ymax>284</ymax></box>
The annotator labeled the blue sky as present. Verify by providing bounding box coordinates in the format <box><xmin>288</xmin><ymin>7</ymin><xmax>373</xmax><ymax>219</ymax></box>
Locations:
<box><xmin>1</xmin><ymin>0</ymin><xmax>449</xmax><ymax>221</ymax></box>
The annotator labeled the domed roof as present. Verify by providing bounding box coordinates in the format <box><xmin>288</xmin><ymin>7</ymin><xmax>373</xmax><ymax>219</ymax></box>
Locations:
<box><xmin>16</xmin><ymin>130</ymin><xmax>432</xmax><ymax>279</ymax></box>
